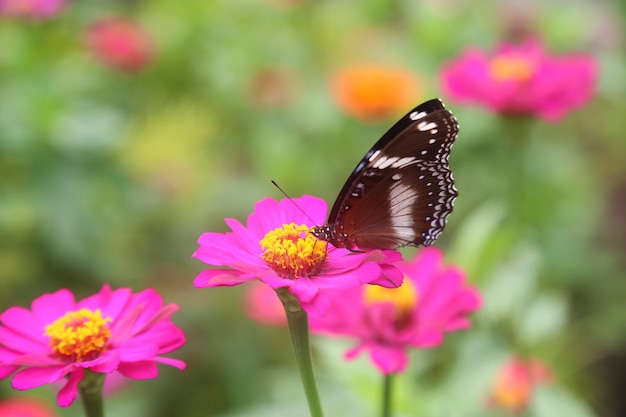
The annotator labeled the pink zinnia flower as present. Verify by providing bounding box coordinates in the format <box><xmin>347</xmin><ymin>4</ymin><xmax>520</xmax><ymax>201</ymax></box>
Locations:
<box><xmin>310</xmin><ymin>247</ymin><xmax>481</xmax><ymax>374</ymax></box>
<box><xmin>192</xmin><ymin>195</ymin><xmax>403</xmax><ymax>316</ymax></box>
<box><xmin>440</xmin><ymin>38</ymin><xmax>598</xmax><ymax>121</ymax></box>
<box><xmin>0</xmin><ymin>285</ymin><xmax>186</xmax><ymax>407</ymax></box>
<box><xmin>86</xmin><ymin>17</ymin><xmax>155</xmax><ymax>73</ymax></box>
<box><xmin>0</xmin><ymin>397</ymin><xmax>58</xmax><ymax>417</ymax></box>
<box><xmin>0</xmin><ymin>0</ymin><xmax>66</xmax><ymax>19</ymax></box>
<box><xmin>486</xmin><ymin>356</ymin><xmax>553</xmax><ymax>412</ymax></box>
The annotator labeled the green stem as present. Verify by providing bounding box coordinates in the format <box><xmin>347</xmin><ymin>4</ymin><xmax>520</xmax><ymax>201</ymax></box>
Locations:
<box><xmin>78</xmin><ymin>370</ymin><xmax>105</xmax><ymax>417</ymax></box>
<box><xmin>381</xmin><ymin>373</ymin><xmax>393</xmax><ymax>417</ymax></box>
<box><xmin>276</xmin><ymin>288</ymin><xmax>324</xmax><ymax>417</ymax></box>
<box><xmin>500</xmin><ymin>116</ymin><xmax>534</xmax><ymax>226</ymax></box>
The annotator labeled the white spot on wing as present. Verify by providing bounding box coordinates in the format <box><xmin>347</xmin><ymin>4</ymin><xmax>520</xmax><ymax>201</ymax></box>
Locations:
<box><xmin>388</xmin><ymin>181</ymin><xmax>417</xmax><ymax>241</ymax></box>
<box><xmin>391</xmin><ymin>156</ymin><xmax>416</xmax><ymax>168</ymax></box>
<box><xmin>417</xmin><ymin>121</ymin><xmax>437</xmax><ymax>131</ymax></box>
<box><xmin>409</xmin><ymin>111</ymin><xmax>427</xmax><ymax>120</ymax></box>
<box><xmin>373</xmin><ymin>156</ymin><xmax>399</xmax><ymax>169</ymax></box>
<box><xmin>368</xmin><ymin>149</ymin><xmax>382</xmax><ymax>162</ymax></box>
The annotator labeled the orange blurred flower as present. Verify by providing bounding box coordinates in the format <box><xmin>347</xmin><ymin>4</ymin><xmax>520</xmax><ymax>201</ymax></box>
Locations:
<box><xmin>487</xmin><ymin>356</ymin><xmax>553</xmax><ymax>413</ymax></box>
<box><xmin>330</xmin><ymin>64</ymin><xmax>422</xmax><ymax>122</ymax></box>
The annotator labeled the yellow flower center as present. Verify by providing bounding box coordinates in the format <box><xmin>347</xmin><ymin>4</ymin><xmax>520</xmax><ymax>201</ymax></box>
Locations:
<box><xmin>260</xmin><ymin>223</ymin><xmax>327</xmax><ymax>279</ymax></box>
<box><xmin>364</xmin><ymin>278</ymin><xmax>418</xmax><ymax>326</ymax></box>
<box><xmin>489</xmin><ymin>54</ymin><xmax>536</xmax><ymax>82</ymax></box>
<box><xmin>44</xmin><ymin>308</ymin><xmax>112</xmax><ymax>362</ymax></box>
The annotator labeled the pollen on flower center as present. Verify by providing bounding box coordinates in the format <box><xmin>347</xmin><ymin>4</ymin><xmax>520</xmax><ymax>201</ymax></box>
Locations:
<box><xmin>489</xmin><ymin>54</ymin><xmax>536</xmax><ymax>82</ymax></box>
<box><xmin>260</xmin><ymin>222</ymin><xmax>327</xmax><ymax>279</ymax></box>
<box><xmin>364</xmin><ymin>278</ymin><xmax>418</xmax><ymax>325</ymax></box>
<box><xmin>44</xmin><ymin>308</ymin><xmax>112</xmax><ymax>362</ymax></box>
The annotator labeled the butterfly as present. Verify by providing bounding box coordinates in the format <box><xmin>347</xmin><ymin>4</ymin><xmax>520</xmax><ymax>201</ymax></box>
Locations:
<box><xmin>310</xmin><ymin>98</ymin><xmax>459</xmax><ymax>251</ymax></box>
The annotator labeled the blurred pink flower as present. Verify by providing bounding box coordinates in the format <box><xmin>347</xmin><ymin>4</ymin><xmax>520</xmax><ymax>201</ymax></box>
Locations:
<box><xmin>0</xmin><ymin>0</ymin><xmax>66</xmax><ymax>19</ymax></box>
<box><xmin>245</xmin><ymin>282</ymin><xmax>287</xmax><ymax>326</ymax></box>
<box><xmin>192</xmin><ymin>195</ymin><xmax>403</xmax><ymax>316</ymax></box>
<box><xmin>0</xmin><ymin>397</ymin><xmax>58</xmax><ymax>417</ymax></box>
<box><xmin>486</xmin><ymin>356</ymin><xmax>553</xmax><ymax>412</ymax></box>
<box><xmin>440</xmin><ymin>38</ymin><xmax>598</xmax><ymax>121</ymax></box>
<box><xmin>310</xmin><ymin>247</ymin><xmax>481</xmax><ymax>374</ymax></box>
<box><xmin>0</xmin><ymin>285</ymin><xmax>186</xmax><ymax>407</ymax></box>
<box><xmin>86</xmin><ymin>17</ymin><xmax>155</xmax><ymax>73</ymax></box>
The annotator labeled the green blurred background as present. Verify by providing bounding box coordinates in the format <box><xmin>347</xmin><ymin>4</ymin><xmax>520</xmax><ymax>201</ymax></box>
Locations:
<box><xmin>1</xmin><ymin>0</ymin><xmax>625</xmax><ymax>416</ymax></box>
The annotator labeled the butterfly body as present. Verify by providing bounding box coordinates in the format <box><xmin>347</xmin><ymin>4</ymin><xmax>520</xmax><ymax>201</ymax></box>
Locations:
<box><xmin>310</xmin><ymin>98</ymin><xmax>459</xmax><ymax>251</ymax></box>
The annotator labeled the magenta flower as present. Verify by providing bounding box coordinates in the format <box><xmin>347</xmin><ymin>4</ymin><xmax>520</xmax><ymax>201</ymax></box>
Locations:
<box><xmin>86</xmin><ymin>17</ymin><xmax>155</xmax><ymax>73</ymax></box>
<box><xmin>192</xmin><ymin>195</ymin><xmax>403</xmax><ymax>316</ymax></box>
<box><xmin>0</xmin><ymin>0</ymin><xmax>66</xmax><ymax>19</ymax></box>
<box><xmin>0</xmin><ymin>285</ymin><xmax>186</xmax><ymax>407</ymax></box>
<box><xmin>440</xmin><ymin>38</ymin><xmax>598</xmax><ymax>121</ymax></box>
<box><xmin>310</xmin><ymin>247</ymin><xmax>481</xmax><ymax>374</ymax></box>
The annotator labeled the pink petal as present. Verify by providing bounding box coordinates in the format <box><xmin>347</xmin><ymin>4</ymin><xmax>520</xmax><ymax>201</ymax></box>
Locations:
<box><xmin>126</xmin><ymin>289</ymin><xmax>163</xmax><ymax>327</ymax></box>
<box><xmin>141</xmin><ymin>303</ymin><xmax>180</xmax><ymax>329</ymax></box>
<box><xmin>117</xmin><ymin>360</ymin><xmax>158</xmax><ymax>379</ymax></box>
<box><xmin>153</xmin><ymin>326</ymin><xmax>186</xmax><ymax>354</ymax></box>
<box><xmin>193</xmin><ymin>269</ymin><xmax>252</xmax><ymax>287</ymax></box>
<box><xmin>154</xmin><ymin>356</ymin><xmax>186</xmax><ymax>370</ymax></box>
<box><xmin>11</xmin><ymin>352</ymin><xmax>62</xmax><ymax>367</ymax></box>
<box><xmin>0</xmin><ymin>365</ymin><xmax>19</xmax><ymax>378</ymax></box>
<box><xmin>368</xmin><ymin>264</ymin><xmax>403</xmax><ymax>288</ymax></box>
<box><xmin>410</xmin><ymin>329</ymin><xmax>444</xmax><ymax>347</ymax></box>
<box><xmin>313</xmin><ymin>261</ymin><xmax>380</xmax><ymax>289</ymax></box>
<box><xmin>0</xmin><ymin>326</ymin><xmax>49</xmax><ymax>354</ymax></box>
<box><xmin>82</xmin><ymin>286</ymin><xmax>132</xmax><ymax>320</ymax></box>
<box><xmin>288</xmin><ymin>279</ymin><xmax>319</xmax><ymax>304</ymax></box>
<box><xmin>31</xmin><ymin>289</ymin><xmax>76</xmax><ymax>325</ymax></box>
<box><xmin>80</xmin><ymin>350</ymin><xmax>120</xmax><ymax>373</ymax></box>
<box><xmin>344</xmin><ymin>344</ymin><xmax>366</xmax><ymax>361</ymax></box>
<box><xmin>245</xmin><ymin>197</ymin><xmax>301</xmax><ymax>234</ymax></box>
<box><xmin>300</xmin><ymin>291</ymin><xmax>331</xmax><ymax>317</ymax></box>
<box><xmin>194</xmin><ymin>226</ymin><xmax>261</xmax><ymax>266</ymax></box>
<box><xmin>12</xmin><ymin>364</ymin><xmax>70</xmax><ymax>389</ymax></box>
<box><xmin>114</xmin><ymin>341</ymin><xmax>159</xmax><ymax>361</ymax></box>
<box><xmin>57</xmin><ymin>369</ymin><xmax>84</xmax><ymax>407</ymax></box>
<box><xmin>224</xmin><ymin>217</ymin><xmax>264</xmax><ymax>253</ymax></box>
<box><xmin>0</xmin><ymin>307</ymin><xmax>46</xmax><ymax>342</ymax></box>
<box><xmin>109</xmin><ymin>305</ymin><xmax>144</xmax><ymax>345</ymax></box>
<box><xmin>369</xmin><ymin>345</ymin><xmax>408</xmax><ymax>374</ymax></box>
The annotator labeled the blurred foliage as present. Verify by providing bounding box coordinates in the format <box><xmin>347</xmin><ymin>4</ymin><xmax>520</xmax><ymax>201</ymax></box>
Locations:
<box><xmin>1</xmin><ymin>0</ymin><xmax>625</xmax><ymax>416</ymax></box>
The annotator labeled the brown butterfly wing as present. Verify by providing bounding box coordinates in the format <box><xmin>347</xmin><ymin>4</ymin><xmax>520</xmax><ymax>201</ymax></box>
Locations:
<box><xmin>332</xmin><ymin>161</ymin><xmax>457</xmax><ymax>250</ymax></box>
<box><xmin>322</xmin><ymin>98</ymin><xmax>459</xmax><ymax>250</ymax></box>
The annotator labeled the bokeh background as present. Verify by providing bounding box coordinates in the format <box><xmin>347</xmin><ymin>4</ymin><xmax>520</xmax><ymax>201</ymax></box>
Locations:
<box><xmin>1</xmin><ymin>0</ymin><xmax>625</xmax><ymax>416</ymax></box>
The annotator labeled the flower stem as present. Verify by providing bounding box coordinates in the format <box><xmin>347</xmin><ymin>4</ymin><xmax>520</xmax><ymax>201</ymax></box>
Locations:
<box><xmin>78</xmin><ymin>370</ymin><xmax>106</xmax><ymax>417</ymax></box>
<box><xmin>276</xmin><ymin>288</ymin><xmax>324</xmax><ymax>417</ymax></box>
<box><xmin>500</xmin><ymin>116</ymin><xmax>534</xmax><ymax>226</ymax></box>
<box><xmin>381</xmin><ymin>373</ymin><xmax>393</xmax><ymax>417</ymax></box>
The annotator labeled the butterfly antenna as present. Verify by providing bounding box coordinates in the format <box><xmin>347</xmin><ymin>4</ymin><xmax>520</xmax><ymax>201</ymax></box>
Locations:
<box><xmin>271</xmin><ymin>180</ymin><xmax>319</xmax><ymax>226</ymax></box>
